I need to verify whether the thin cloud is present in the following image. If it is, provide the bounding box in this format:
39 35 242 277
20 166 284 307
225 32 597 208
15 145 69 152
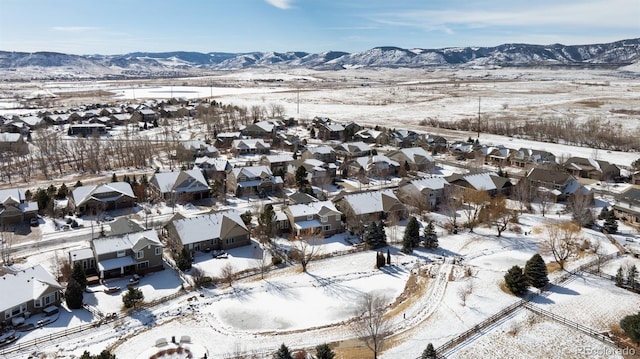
264 0 294 10
52 26 99 32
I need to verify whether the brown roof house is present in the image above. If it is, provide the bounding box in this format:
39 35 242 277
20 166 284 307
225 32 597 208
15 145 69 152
387 147 436 172
1 265 63 323
165 210 250 253
563 157 620 181
69 182 136 216
334 189 406 234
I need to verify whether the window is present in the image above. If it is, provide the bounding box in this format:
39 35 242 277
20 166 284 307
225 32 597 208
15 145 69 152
307 215 313 221
226 238 234 245
335 215 340 221
138 261 149 270
137 251 144 259
323 225 331 231
321 216 328 223
155 247 162 256
117 250 126 258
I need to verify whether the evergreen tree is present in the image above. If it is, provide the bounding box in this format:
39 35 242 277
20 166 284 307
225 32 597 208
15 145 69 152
421 343 437 359
71 262 88 290
423 221 438 249
620 312 640 344
598 206 609 220
295 165 309 189
375 251 385 269
176 247 193 271
56 183 69 199
74 180 83 188
386 249 391 266
111 173 118 182
122 287 144 308
603 209 618 234
402 216 420 253
404 160 411 172
504 265 528 296
65 278 84 309
315 343 336 359
240 210 252 225
274 343 293 359
258 204 276 239
140 173 149 185
79 350 116 359
524 253 549 289
615 266 625 287
46 184 57 196
35 188 50 213
628 264 638 288
309 127 316 138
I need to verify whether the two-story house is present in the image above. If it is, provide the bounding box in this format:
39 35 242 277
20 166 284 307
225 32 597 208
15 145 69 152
612 186 640 225
260 153 295 176
387 147 435 172
334 142 372 160
241 120 276 139
284 200 343 237
563 157 620 181
0 188 38 226
226 165 284 197
397 176 449 209
510 148 556 168
149 169 210 205
334 189 406 232
343 155 400 178
317 123 345 141
300 145 337 164
0 133 28 155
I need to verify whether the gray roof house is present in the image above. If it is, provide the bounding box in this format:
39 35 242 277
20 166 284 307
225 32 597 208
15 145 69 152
69 182 136 215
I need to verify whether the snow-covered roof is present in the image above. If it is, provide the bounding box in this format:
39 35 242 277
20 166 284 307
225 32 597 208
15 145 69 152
69 248 94 262
354 155 399 170
171 210 248 245
92 230 161 256
19 115 43 127
324 123 344 131
232 139 270 150
306 145 335 155
394 147 434 164
0 265 62 313
341 189 400 215
0 133 22 143
194 157 231 171
71 182 135 207
0 188 24 204
232 165 273 179
151 169 208 194
408 177 448 191
335 141 371 154
263 154 294 163
287 200 341 218
462 173 498 191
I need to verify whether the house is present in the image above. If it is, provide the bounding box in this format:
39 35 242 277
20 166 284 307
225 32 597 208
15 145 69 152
449 141 475 159
288 191 319 205
425 135 448 150
445 172 512 197
389 129 421 148
241 120 276 139
180 140 219 158
387 147 436 172
1 265 63 322
284 200 343 237
68 124 107 137
479 145 513 166
108 217 146 236
134 108 157 123
397 177 449 209
335 189 406 230
301 145 337 163
165 210 250 252
0 133 28 155
215 132 242 149
226 165 283 197
0 188 38 226
632 171 640 186
260 153 295 175
524 167 590 201
510 148 556 168
343 155 399 178
354 128 386 144
17 115 45 130
563 157 620 181
149 169 210 205
231 139 271 156
69 182 136 216
288 158 337 187
334 141 371 159
78 230 164 279
612 186 640 225
194 156 232 183
317 123 344 141
110 113 132 126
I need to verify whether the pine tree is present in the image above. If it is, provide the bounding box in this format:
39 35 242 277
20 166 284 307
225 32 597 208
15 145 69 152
56 183 69 199
176 247 193 271
74 180 83 188
504 265 528 296
65 278 84 309
111 173 118 182
421 343 436 359
598 206 609 220
376 252 385 269
524 253 549 289
615 266 625 287
402 216 420 253
628 264 638 288
315 343 335 359
603 209 618 234
274 343 293 359
620 312 640 344
122 287 144 308
295 165 309 189
71 262 88 290
423 221 438 249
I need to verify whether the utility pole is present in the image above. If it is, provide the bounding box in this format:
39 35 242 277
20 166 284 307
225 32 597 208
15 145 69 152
477 96 481 139
297 87 300 114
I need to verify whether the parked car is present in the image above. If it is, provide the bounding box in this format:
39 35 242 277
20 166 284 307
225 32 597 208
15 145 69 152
30 217 39 227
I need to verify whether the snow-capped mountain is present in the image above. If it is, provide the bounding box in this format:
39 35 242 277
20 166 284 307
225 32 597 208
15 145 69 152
1 38 638 79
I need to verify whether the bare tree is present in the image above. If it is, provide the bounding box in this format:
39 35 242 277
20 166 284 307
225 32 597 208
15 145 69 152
220 263 235 287
511 179 533 213
566 190 594 227
290 233 322 272
540 221 581 270
350 292 391 359
441 185 463 233
254 245 271 279
458 280 474 306
0 229 14 266
484 195 513 237
462 188 490 232
535 189 554 217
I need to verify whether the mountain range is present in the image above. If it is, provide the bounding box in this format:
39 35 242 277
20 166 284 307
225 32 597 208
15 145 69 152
1 38 639 79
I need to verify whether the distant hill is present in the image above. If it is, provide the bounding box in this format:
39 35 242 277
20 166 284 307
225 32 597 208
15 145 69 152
1 38 638 79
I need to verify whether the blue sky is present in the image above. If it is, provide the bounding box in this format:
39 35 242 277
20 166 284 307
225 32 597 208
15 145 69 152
1 0 638 55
